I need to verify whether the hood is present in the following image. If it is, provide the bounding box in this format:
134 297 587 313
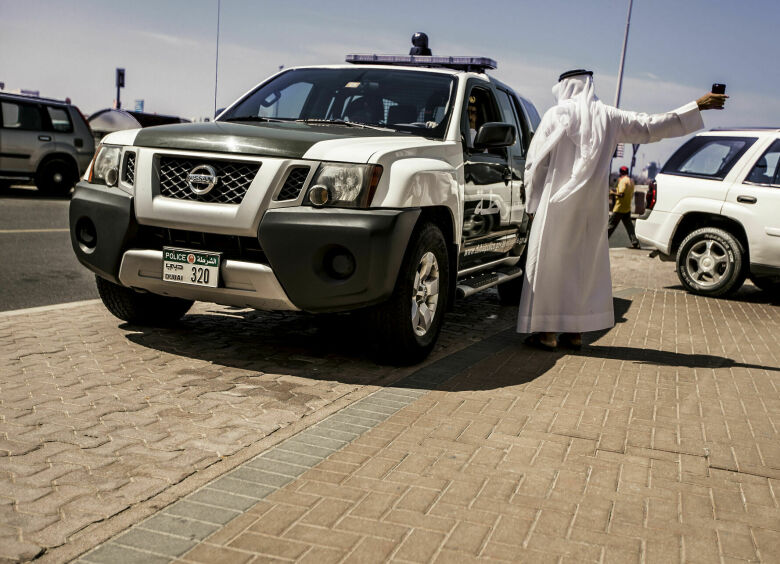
132 120 412 160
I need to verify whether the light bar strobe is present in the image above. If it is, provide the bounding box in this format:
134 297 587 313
345 54 497 72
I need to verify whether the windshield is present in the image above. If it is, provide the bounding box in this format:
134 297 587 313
219 67 456 139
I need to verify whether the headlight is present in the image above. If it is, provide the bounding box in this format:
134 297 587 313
307 163 382 208
88 145 121 187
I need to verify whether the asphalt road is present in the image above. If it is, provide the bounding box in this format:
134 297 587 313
0 185 98 312
0 183 640 312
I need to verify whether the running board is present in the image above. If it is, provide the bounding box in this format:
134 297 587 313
456 266 523 299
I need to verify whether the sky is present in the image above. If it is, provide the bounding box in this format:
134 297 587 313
2 0 779 172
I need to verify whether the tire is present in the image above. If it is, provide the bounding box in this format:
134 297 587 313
35 158 77 196
370 223 450 364
95 275 193 325
750 275 780 295
676 227 746 297
497 275 523 305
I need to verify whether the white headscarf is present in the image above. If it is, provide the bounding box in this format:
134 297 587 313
524 74 607 206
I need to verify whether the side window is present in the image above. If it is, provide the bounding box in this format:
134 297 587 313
661 136 757 180
1 101 43 130
496 89 524 155
46 106 73 133
745 140 780 186
463 86 502 152
257 81 314 119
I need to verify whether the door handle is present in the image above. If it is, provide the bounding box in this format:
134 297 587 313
38 135 51 141
737 195 757 204
502 167 512 184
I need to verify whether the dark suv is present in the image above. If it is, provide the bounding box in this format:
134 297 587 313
0 92 94 195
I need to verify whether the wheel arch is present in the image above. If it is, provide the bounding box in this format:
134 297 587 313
36 152 80 177
671 212 749 259
416 206 458 308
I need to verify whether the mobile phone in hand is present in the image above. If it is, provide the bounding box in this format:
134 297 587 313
712 83 726 94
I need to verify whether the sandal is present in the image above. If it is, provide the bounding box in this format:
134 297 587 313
524 333 557 351
558 333 582 351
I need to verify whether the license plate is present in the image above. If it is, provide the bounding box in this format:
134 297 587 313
162 247 221 288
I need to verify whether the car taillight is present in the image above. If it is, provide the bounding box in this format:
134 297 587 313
646 182 657 210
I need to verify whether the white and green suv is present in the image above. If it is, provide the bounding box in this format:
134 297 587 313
69 54 541 362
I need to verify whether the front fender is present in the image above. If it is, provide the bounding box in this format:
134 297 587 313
372 158 462 244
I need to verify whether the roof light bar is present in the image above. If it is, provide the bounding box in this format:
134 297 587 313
345 54 497 72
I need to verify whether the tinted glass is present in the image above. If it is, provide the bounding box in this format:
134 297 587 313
745 139 780 186
46 106 73 133
662 136 757 180
496 89 524 154
518 96 541 131
221 68 456 139
1 101 43 130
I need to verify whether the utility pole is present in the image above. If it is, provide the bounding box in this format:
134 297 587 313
115 68 125 109
612 0 634 176
614 0 633 108
214 0 221 118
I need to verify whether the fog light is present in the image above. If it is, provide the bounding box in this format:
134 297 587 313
308 184 330 207
324 247 355 280
75 217 97 252
105 167 119 187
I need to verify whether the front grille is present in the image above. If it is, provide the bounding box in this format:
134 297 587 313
122 152 135 185
275 166 310 201
137 226 267 264
157 156 260 204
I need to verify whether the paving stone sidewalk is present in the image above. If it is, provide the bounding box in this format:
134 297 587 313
2 250 778 562
74 251 779 564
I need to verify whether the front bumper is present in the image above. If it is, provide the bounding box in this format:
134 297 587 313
70 181 420 313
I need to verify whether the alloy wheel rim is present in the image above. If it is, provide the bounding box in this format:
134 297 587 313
686 239 730 287
411 251 440 337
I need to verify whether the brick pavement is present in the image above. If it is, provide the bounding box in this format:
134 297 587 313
2 250 779 563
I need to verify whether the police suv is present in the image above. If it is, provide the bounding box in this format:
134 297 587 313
69 53 541 362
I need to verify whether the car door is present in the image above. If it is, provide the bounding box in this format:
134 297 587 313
724 137 780 268
0 99 47 174
495 87 530 232
460 82 515 266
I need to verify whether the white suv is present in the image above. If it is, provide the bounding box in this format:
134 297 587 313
637 129 780 296
69 53 541 362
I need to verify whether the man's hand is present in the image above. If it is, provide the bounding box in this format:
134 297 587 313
697 93 728 111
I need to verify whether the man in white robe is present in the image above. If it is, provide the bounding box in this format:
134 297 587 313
517 69 727 350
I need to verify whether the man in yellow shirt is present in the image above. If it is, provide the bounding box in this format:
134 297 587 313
608 166 639 248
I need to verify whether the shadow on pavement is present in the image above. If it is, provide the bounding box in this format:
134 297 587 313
664 283 779 306
124 294 778 397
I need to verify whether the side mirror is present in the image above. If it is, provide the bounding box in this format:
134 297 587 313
474 122 515 150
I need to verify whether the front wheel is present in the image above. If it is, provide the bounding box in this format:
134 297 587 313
370 223 450 364
96 275 193 325
676 227 746 297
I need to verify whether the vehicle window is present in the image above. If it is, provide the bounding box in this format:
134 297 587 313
46 106 73 133
463 86 503 154
1 101 43 130
661 136 757 180
496 89 524 155
518 96 541 132
221 68 456 139
745 139 780 186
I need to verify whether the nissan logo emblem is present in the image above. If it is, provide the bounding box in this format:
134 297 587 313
187 164 219 195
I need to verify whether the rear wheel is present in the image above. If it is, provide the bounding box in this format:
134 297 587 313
96 275 193 325
676 227 746 297
36 158 76 196
370 223 449 364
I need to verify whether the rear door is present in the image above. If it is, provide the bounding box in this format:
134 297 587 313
724 137 780 268
0 99 47 174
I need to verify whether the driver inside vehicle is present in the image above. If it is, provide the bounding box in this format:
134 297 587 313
344 95 383 124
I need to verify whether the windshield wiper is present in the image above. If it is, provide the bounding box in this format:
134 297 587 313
223 116 291 123
296 118 394 132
